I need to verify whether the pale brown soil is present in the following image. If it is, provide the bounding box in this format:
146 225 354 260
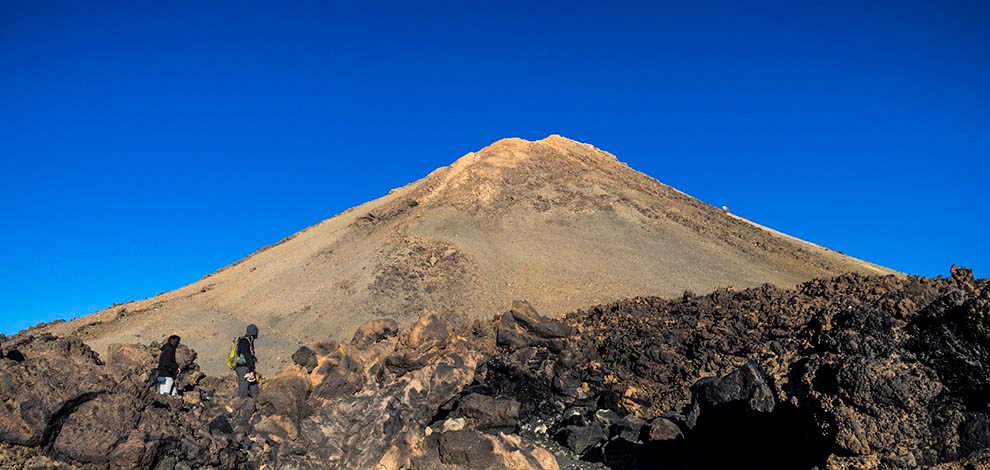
37 135 893 374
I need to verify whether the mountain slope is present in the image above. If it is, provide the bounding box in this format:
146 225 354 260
40 135 892 373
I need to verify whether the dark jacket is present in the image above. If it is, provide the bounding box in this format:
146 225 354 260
236 336 256 372
157 343 179 378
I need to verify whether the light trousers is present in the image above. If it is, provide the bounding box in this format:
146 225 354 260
158 376 177 395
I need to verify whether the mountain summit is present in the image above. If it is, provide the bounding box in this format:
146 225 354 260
41 135 891 373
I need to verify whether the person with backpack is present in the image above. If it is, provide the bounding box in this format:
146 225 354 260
231 324 261 399
157 335 182 395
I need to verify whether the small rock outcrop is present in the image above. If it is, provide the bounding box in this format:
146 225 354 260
0 336 246 469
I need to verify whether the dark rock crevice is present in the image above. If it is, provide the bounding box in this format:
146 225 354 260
588 400 831 469
40 391 105 454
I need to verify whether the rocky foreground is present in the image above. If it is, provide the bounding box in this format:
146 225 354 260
1 267 988 469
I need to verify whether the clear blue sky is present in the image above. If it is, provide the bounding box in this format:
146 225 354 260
2 1 987 334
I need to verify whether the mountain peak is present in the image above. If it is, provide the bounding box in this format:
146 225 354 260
418 135 624 210
482 134 595 150
458 135 617 171
39 136 893 375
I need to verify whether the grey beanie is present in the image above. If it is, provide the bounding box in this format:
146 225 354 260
246 324 259 337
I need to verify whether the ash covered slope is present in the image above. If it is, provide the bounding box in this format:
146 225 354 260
39 135 890 374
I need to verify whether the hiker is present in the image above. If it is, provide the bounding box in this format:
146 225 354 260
234 324 261 399
157 335 181 395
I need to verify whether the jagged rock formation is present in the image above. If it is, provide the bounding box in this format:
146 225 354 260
35 135 891 375
3 268 985 469
0 335 246 469
492 266 990 468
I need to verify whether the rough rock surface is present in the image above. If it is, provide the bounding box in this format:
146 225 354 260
483 267 990 469
0 335 247 469
1 268 988 469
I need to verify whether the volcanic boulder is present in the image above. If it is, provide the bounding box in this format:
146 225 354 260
259 310 556 469
0 335 112 447
0 336 252 469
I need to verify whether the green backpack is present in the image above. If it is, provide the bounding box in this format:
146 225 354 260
225 337 241 370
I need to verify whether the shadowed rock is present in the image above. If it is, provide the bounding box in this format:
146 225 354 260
351 318 400 349
451 393 521 432
290 346 318 373
0 337 247 468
